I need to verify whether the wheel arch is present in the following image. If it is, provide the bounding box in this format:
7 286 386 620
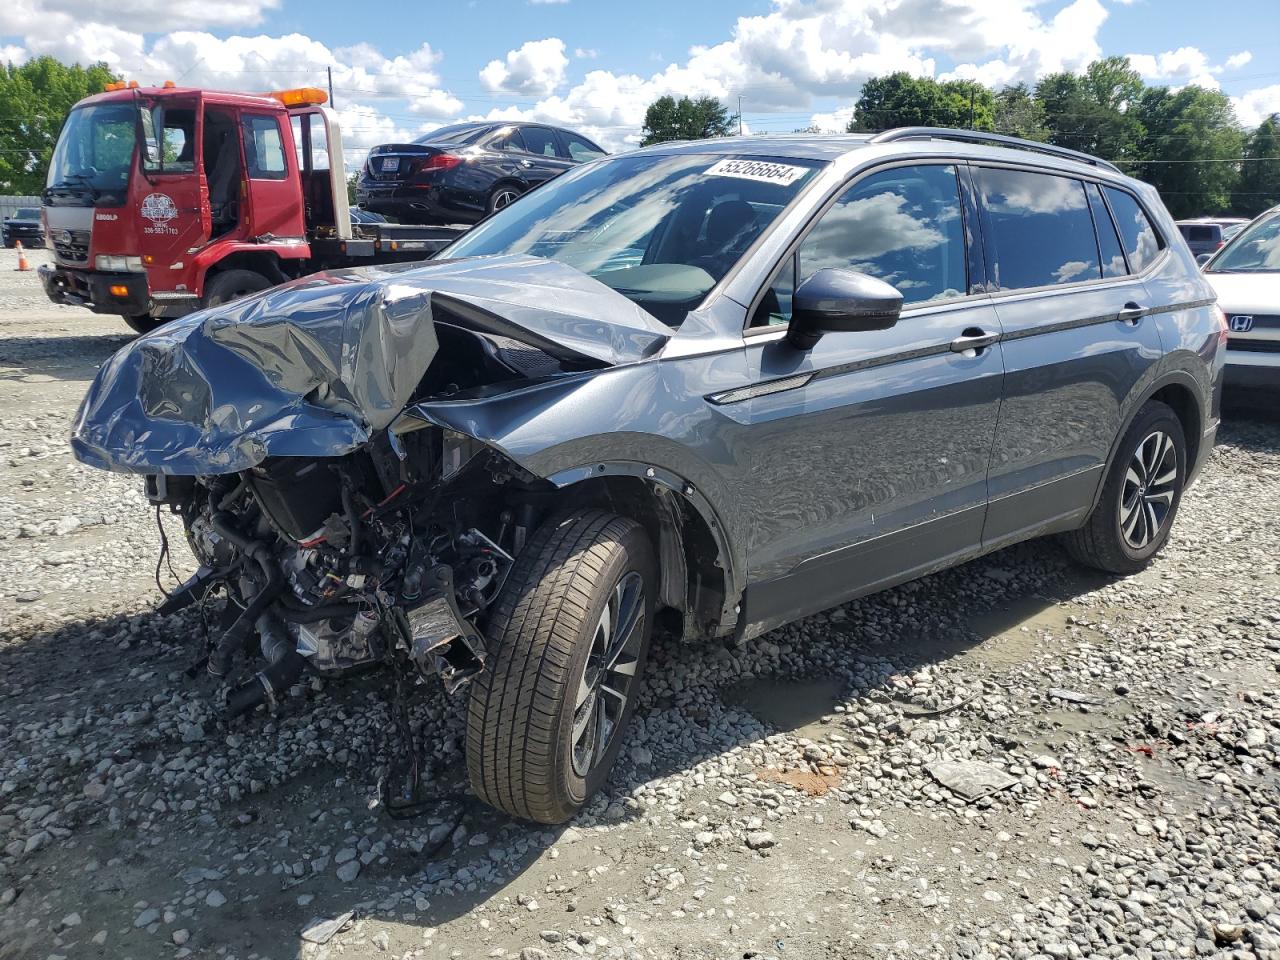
1089 367 1207 514
542 464 741 641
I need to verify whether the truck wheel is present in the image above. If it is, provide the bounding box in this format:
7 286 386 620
123 314 165 335
487 185 522 215
1062 400 1186 575
202 269 270 308
466 510 655 823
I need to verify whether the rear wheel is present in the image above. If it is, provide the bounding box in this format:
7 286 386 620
202 268 271 309
466 510 655 823
486 184 523 216
1062 400 1186 574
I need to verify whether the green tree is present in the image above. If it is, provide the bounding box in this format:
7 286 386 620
1136 85 1243 218
848 72 992 132
994 83 1049 141
1236 114 1280 216
0 56 118 193
1035 58 1145 164
639 95 736 146
347 172 359 205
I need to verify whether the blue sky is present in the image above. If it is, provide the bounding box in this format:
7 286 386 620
4 0 1279 162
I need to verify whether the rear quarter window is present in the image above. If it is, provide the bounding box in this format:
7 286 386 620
1105 188 1163 272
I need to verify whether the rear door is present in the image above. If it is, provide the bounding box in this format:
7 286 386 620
238 111 306 241
515 126 573 185
732 161 1005 634
975 165 1164 547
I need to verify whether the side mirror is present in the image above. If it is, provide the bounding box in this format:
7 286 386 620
786 268 903 350
1195 253 1212 267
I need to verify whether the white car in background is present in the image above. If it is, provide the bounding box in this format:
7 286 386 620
1202 206 1280 391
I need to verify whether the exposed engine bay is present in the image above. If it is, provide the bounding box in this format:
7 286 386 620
69 253 735 821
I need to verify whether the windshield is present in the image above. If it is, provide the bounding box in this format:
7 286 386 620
415 123 488 145
1206 213 1280 273
13 208 39 219
443 152 823 325
46 103 137 205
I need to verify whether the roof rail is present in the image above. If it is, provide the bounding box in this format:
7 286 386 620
869 127 1121 174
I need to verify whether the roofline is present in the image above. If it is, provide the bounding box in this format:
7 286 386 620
869 127 1121 174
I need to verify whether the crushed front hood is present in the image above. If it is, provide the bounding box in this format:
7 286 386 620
70 255 670 475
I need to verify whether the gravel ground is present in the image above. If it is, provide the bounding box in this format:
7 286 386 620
1 242 1278 960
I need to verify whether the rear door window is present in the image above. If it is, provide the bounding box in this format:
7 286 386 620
1087 183 1127 278
1105 188 1163 272
977 167 1100 290
492 128 527 153
241 115 288 180
519 126 562 158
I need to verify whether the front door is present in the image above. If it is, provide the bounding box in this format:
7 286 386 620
134 97 206 273
730 162 1005 636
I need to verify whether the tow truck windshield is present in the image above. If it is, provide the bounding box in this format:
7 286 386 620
46 103 138 205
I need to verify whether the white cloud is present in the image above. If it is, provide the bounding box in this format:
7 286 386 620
808 105 854 132
574 48 598 60
1233 84 1280 128
0 0 277 38
480 38 568 96
1126 46 1222 89
1225 51 1253 70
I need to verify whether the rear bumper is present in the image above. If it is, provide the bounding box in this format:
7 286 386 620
38 263 150 316
357 182 479 224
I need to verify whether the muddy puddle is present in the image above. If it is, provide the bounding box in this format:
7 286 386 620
721 676 845 740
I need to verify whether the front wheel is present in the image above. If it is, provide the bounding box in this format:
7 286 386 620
466 510 655 823
202 268 270 309
123 314 165 335
1062 400 1187 574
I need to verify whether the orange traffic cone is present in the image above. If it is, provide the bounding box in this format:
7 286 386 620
15 241 30 272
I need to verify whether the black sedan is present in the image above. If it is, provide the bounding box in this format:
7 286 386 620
2 207 44 248
355 121 606 224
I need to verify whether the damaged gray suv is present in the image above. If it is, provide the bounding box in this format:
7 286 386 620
73 128 1224 824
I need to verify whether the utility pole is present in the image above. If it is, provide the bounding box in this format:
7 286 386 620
328 66 335 108
738 95 743 136
968 88 975 129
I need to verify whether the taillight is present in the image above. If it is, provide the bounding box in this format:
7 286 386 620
416 153 462 174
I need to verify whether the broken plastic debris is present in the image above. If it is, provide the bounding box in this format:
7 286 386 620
300 911 355 944
1047 688 1107 705
925 759 1018 801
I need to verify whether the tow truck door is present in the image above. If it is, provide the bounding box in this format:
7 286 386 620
134 95 208 276
237 108 308 241
289 106 352 241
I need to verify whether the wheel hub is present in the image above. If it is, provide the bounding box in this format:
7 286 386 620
1119 429 1177 551
571 571 644 778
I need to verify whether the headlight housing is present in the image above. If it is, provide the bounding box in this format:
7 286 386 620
95 255 145 272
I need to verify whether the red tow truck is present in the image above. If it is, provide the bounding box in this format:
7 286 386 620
39 83 466 333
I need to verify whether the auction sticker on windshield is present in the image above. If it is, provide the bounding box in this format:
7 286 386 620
706 158 808 186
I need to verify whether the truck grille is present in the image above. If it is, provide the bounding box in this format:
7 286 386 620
53 228 90 264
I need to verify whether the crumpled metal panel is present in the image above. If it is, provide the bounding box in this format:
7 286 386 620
70 255 671 475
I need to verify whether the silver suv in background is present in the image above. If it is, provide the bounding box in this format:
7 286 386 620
1177 217 1249 259
1201 205 1280 391
72 128 1224 824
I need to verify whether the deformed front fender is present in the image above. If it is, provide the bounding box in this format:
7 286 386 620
394 365 748 634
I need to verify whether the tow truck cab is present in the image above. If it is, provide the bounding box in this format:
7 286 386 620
39 85 366 332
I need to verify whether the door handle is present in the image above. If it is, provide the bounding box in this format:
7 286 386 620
1118 302 1145 325
949 328 1000 354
